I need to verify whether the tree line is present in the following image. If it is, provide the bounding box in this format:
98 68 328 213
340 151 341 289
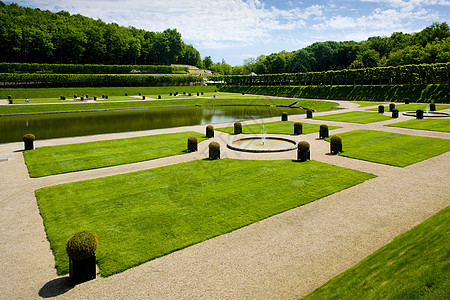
0 2 202 66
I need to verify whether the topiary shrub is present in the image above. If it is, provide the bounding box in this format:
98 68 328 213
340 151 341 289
297 141 310 162
197 92 199 96
60 96 66 100
66 230 98 284
206 125 214 138
416 109 424 119
201 92 204 95
404 97 410 104
158 95 161 99
7 95 11 100
105 95 108 99
389 103 395 112
319 124 329 139
8 99 13 104
142 96 146 100
209 142 220 160
430 103 436 111
85 95 89 99
234 122 242 134
281 112 288 121
378 105 384 113
306 110 313 118
170 93 173 96
189 93 192 96
74 94 77 99
23 133 35 150
187 136 198 152
93 97 97 101
294 122 302 135
392 109 399 118
330 135 342 154
125 93 128 96
139 92 141 96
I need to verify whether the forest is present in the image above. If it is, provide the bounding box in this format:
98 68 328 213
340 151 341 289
0 2 202 66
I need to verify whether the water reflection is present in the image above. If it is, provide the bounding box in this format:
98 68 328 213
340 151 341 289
0 106 297 143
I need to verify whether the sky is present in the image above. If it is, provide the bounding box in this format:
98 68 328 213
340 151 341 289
10 0 450 66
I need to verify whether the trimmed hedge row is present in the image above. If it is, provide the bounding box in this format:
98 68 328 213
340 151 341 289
220 84 449 103
0 73 204 88
0 63 189 74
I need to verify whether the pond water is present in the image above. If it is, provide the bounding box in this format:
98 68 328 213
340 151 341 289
0 106 300 143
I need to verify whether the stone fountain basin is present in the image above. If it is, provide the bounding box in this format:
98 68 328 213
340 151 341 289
227 136 298 153
402 111 450 118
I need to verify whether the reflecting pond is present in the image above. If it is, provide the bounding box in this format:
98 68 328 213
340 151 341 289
0 106 301 143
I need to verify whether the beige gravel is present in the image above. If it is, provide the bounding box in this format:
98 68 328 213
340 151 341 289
0 100 449 299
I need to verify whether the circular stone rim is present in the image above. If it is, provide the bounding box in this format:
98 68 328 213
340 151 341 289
402 111 450 118
227 136 298 153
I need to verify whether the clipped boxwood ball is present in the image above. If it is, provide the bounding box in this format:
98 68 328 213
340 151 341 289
298 141 310 151
330 135 342 145
66 230 98 261
206 125 214 138
22 133 35 142
209 141 220 151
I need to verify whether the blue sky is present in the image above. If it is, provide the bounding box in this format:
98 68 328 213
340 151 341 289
11 0 450 66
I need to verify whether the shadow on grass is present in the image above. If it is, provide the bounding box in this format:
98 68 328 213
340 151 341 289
38 277 73 298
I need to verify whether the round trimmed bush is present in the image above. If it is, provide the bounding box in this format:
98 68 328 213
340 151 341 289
294 122 302 135
416 109 424 119
392 109 399 118
378 105 385 113
60 96 66 100
297 141 310 162
430 103 436 111
298 141 310 151
66 230 98 261
281 112 288 121
187 136 198 152
306 110 313 118
158 95 161 99
389 103 395 112
23 133 35 150
234 122 242 134
206 125 214 138
319 124 329 139
404 98 410 104
330 135 342 154
209 142 220 160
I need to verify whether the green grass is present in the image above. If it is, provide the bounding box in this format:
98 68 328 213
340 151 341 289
367 103 449 112
328 130 450 167
216 121 341 135
354 101 385 107
23 131 207 177
386 119 450 133
35 159 376 277
303 205 450 299
314 111 392 124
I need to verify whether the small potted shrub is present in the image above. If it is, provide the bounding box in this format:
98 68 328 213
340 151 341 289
378 105 385 113
206 125 214 138
306 110 313 118
294 122 302 135
297 141 310 162
330 135 342 154
392 108 399 118
187 136 198 152
234 122 242 134
404 98 410 104
66 230 98 285
209 142 220 160
319 124 329 139
430 103 436 111
281 112 288 121
416 109 424 119
23 133 35 150
389 103 395 112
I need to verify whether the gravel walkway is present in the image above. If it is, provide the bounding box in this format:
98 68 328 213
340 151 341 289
0 100 449 299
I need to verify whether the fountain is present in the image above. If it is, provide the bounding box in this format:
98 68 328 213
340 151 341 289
402 110 450 118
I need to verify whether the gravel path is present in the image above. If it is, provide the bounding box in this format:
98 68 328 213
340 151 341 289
0 100 449 299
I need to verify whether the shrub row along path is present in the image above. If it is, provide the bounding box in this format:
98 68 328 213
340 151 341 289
1 98 449 299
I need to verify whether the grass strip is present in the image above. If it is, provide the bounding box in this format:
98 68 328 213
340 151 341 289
327 130 450 167
314 111 392 124
24 131 207 177
217 121 341 135
303 205 450 299
35 159 376 277
386 119 450 133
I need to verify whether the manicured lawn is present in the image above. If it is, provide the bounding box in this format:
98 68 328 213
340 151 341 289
327 130 450 167
313 111 392 124
24 131 207 177
354 101 384 107
303 206 450 299
35 159 376 277
216 121 341 135
386 119 450 133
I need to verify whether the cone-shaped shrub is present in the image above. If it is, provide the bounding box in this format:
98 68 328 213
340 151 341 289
187 136 198 152
23 133 35 150
206 125 214 138
209 142 220 160
66 230 98 284
404 98 410 104
306 110 313 118
430 103 436 111
378 105 385 113
330 135 343 154
392 109 399 118
234 122 242 134
281 112 288 121
319 124 329 139
389 103 395 112
297 141 310 162
416 109 424 119
294 122 302 135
